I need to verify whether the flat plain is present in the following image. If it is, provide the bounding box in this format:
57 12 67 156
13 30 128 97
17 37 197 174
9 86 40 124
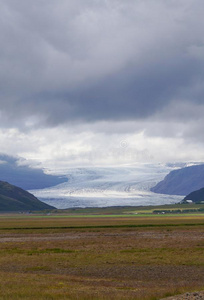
0 205 203 300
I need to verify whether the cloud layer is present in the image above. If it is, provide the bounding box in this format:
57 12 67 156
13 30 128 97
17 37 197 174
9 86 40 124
1 0 204 167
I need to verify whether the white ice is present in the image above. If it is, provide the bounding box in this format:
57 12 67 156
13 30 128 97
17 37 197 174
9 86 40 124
30 164 183 209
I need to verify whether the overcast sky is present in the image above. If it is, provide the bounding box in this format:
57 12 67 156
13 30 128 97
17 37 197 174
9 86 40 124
1 0 204 171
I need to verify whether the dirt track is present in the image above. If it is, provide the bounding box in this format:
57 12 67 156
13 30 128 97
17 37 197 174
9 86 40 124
0 228 203 242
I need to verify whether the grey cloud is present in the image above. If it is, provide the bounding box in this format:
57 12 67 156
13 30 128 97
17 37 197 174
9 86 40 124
20 56 203 127
0 0 204 130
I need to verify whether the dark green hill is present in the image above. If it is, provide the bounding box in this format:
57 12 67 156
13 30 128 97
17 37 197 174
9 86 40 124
0 181 55 211
182 187 204 204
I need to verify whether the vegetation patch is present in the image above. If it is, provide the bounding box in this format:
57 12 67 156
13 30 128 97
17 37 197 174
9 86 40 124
26 266 51 272
0 211 203 299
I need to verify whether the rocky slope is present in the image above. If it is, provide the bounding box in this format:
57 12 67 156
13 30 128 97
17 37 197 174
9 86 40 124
151 164 204 196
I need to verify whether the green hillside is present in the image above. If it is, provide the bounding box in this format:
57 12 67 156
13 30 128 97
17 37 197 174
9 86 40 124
0 181 55 211
183 187 204 204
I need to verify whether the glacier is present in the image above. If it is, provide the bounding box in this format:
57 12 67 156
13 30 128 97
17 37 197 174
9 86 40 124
30 164 183 209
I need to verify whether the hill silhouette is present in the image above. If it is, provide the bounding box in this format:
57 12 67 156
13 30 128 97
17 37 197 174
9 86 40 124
183 187 204 203
0 181 55 211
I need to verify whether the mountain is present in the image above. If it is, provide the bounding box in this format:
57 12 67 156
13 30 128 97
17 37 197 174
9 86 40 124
182 187 204 203
0 154 67 190
151 164 204 196
0 181 55 211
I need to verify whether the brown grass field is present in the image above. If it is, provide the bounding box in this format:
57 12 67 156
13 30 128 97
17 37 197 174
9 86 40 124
0 210 203 299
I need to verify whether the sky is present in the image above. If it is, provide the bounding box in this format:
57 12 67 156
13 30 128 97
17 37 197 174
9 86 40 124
1 0 204 171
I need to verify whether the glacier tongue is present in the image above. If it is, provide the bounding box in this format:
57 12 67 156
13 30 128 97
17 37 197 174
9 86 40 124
30 164 183 209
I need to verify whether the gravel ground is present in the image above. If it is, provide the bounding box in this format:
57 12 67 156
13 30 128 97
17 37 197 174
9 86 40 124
162 291 204 299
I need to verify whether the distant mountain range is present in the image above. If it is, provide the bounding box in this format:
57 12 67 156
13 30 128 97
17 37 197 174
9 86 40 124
0 181 55 211
0 154 67 190
151 164 204 196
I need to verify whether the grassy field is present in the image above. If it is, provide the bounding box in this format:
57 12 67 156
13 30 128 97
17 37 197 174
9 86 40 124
0 205 203 299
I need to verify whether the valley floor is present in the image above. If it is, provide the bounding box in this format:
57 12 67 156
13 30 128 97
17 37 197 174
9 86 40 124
0 213 203 299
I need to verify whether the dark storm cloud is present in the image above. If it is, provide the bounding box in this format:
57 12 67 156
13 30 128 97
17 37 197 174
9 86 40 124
0 0 204 128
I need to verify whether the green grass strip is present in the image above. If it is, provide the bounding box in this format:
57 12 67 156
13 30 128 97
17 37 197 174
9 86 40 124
0 223 204 230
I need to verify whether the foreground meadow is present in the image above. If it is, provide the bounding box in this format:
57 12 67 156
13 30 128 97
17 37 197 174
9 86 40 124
0 210 203 299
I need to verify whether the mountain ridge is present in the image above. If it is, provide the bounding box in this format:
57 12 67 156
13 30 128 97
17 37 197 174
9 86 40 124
0 181 55 211
151 164 204 196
